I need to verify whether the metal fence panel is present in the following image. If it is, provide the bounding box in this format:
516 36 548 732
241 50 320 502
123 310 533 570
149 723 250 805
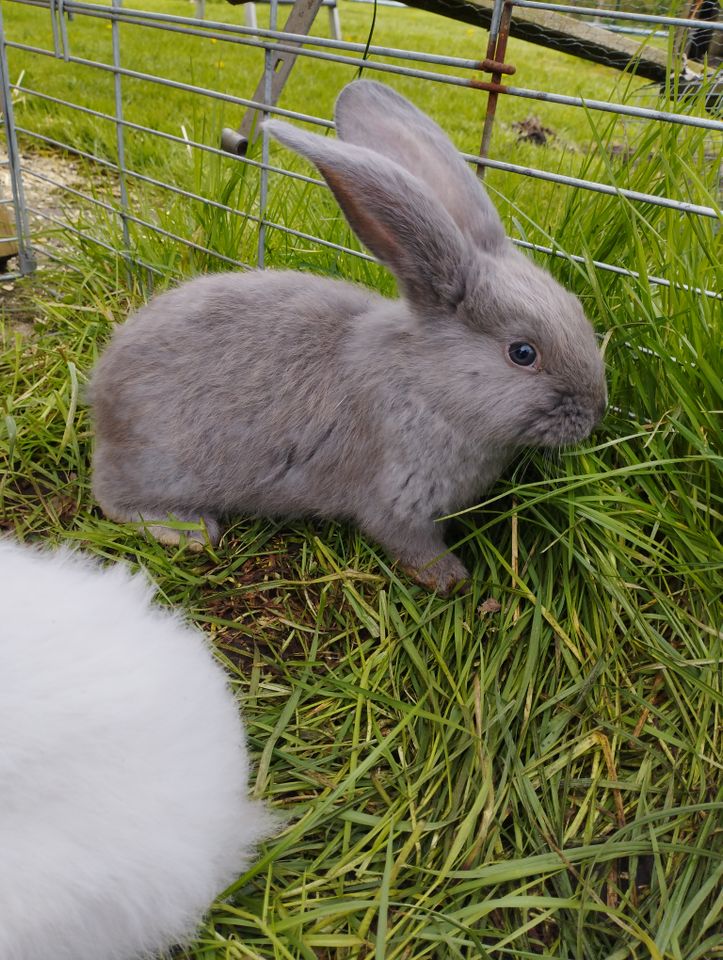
0 0 720 293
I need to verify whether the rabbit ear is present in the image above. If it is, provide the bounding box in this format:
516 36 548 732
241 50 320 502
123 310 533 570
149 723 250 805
266 119 473 312
333 80 506 253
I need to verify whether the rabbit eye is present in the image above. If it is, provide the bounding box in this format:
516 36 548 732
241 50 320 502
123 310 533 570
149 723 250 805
508 342 538 367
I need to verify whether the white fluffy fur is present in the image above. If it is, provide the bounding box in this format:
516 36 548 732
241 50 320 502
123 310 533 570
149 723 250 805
0 539 270 960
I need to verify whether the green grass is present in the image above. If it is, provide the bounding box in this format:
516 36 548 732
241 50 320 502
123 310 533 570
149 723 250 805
1 1 722 957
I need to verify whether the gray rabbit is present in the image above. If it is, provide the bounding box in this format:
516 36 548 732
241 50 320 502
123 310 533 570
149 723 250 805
89 80 606 594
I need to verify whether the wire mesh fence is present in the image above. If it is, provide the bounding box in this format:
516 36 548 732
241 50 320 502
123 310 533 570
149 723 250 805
0 0 720 295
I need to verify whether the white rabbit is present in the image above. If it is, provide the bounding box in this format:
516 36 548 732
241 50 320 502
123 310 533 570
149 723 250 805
0 538 270 960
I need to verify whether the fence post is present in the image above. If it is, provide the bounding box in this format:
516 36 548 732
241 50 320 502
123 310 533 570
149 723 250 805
111 0 132 277
477 0 513 179
0 1 36 276
256 0 279 269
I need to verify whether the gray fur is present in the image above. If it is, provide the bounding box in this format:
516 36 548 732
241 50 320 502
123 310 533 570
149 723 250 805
333 79 506 252
88 80 606 594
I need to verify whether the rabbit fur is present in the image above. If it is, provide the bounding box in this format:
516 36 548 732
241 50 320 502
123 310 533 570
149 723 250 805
89 80 607 594
0 538 270 960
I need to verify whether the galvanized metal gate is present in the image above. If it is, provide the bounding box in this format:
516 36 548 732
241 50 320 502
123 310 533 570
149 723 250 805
0 0 720 294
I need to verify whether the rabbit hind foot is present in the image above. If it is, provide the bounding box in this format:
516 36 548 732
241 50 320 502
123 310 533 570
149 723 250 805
145 517 221 553
99 502 221 552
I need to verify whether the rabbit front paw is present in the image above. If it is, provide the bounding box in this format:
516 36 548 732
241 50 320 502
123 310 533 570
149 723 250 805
367 520 470 595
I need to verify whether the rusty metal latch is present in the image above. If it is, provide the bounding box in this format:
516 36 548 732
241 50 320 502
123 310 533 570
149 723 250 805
477 0 515 177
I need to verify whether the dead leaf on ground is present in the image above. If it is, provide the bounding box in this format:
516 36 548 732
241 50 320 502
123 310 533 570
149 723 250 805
512 116 556 145
478 597 502 616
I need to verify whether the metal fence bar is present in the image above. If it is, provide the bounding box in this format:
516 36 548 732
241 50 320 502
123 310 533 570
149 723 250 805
11 123 721 293
257 0 278 269
17 150 370 264
5 41 337 126
111 0 131 272
24 185 252 269
468 155 720 219
57 0 71 59
7 38 723 132
478 0 509 174
14 149 256 273
24 205 165 275
14 0 514 72
5 2 721 107
595 26 669 38
17 149 721 296
5 0 720 147
1 0 719 301
513 239 721 300
8 0 517 79
0 2 35 274
259 220 722 297
466 81 723 132
512 1 723 30
26 240 85 273
22 166 122 215
263 220 375 260
5 34 507 94
38 0 723 52
13 125 127 166
13 125 317 210
12 82 718 218
11 85 328 186
47 0 61 56
20 162 259 240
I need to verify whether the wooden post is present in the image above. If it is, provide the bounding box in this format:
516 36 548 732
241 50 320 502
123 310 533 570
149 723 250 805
0 203 19 268
401 0 696 83
222 0 326 155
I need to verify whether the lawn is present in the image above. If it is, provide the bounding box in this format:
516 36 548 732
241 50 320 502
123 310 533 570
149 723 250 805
0 0 722 957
